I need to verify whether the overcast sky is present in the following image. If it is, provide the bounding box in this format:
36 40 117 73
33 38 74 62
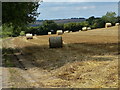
37 2 118 20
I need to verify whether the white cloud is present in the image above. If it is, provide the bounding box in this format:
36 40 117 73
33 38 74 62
49 6 96 11
75 6 96 10
43 0 119 2
39 5 96 11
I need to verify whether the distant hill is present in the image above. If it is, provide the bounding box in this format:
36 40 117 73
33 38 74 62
29 18 86 27
54 18 85 24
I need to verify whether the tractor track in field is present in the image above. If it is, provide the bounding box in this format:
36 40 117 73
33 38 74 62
9 48 27 70
10 49 44 88
2 37 13 88
2 38 45 88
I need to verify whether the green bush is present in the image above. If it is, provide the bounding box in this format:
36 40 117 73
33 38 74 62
20 31 25 36
2 24 14 37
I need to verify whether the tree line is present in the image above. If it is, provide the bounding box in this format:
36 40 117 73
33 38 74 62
24 12 119 36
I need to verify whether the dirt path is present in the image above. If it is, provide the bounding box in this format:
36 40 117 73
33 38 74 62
2 38 42 88
2 38 12 88
2 67 10 88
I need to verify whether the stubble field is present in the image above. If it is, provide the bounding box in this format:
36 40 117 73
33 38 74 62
2 26 119 88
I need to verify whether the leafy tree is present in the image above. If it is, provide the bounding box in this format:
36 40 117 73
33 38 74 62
20 31 25 36
76 23 82 30
90 18 105 29
42 20 58 34
2 24 14 37
64 23 70 30
102 12 117 24
57 24 64 30
86 16 95 25
2 2 40 27
117 16 120 23
80 21 89 27
96 19 105 28
2 2 40 37
64 22 82 32
25 26 39 35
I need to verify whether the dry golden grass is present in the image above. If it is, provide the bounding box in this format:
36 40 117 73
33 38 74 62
11 26 118 88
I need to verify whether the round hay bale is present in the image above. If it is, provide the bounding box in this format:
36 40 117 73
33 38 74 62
115 23 119 26
64 30 69 33
49 36 63 48
48 32 52 35
82 27 87 31
87 27 91 30
56 30 63 35
26 33 33 39
105 23 112 28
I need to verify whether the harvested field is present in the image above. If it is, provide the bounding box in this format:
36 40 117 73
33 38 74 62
2 26 119 88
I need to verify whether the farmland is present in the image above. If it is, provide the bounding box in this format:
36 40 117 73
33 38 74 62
2 26 119 88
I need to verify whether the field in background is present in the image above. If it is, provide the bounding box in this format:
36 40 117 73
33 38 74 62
2 26 119 88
